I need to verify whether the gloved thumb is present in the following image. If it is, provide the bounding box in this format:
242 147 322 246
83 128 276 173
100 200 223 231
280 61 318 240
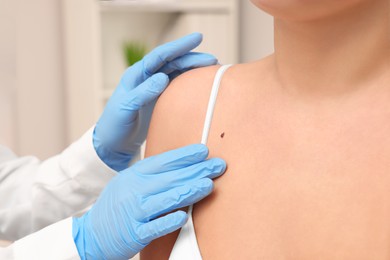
124 72 169 111
136 211 188 244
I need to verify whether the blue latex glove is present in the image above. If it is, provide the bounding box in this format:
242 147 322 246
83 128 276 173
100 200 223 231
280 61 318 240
73 144 226 260
94 33 218 171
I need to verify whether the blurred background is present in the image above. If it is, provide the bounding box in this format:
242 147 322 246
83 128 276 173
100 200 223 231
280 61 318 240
0 0 274 160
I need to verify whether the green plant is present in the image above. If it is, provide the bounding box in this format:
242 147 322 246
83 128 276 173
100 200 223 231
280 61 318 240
123 41 148 67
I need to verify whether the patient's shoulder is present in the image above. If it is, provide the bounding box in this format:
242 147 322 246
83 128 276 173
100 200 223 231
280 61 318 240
143 59 273 259
156 64 221 118
165 65 221 100
141 65 223 259
146 65 222 155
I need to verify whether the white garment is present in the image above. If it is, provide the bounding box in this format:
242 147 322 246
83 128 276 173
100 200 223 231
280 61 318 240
169 64 232 260
0 128 116 259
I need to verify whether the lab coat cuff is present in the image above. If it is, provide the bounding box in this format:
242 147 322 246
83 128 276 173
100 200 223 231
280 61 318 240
13 217 80 260
60 127 117 194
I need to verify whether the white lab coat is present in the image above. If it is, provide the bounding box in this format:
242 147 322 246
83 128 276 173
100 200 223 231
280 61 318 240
0 128 116 259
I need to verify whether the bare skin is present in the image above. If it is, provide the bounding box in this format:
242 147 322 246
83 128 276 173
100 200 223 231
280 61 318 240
141 0 390 259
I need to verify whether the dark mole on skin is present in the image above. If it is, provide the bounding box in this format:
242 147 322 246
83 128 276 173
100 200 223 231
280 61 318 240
220 132 225 138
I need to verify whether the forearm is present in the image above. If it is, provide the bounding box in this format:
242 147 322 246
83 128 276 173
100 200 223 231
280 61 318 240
0 218 80 260
0 128 116 240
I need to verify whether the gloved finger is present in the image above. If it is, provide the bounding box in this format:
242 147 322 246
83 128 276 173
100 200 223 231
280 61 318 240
159 52 217 76
161 158 226 186
131 144 209 174
123 72 169 111
120 33 205 88
136 211 188 244
167 71 182 81
142 33 204 76
142 178 213 220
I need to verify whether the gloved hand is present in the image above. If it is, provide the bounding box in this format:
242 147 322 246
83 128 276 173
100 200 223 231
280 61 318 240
93 33 218 171
73 144 226 260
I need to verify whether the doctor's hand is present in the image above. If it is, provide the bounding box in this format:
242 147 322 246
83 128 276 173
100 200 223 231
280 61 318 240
72 144 226 260
93 33 217 171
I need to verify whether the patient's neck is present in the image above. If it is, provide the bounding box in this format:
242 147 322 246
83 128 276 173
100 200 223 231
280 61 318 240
272 0 390 97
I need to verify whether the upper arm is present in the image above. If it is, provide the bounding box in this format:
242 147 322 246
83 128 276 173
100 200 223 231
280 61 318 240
145 65 220 157
140 65 220 259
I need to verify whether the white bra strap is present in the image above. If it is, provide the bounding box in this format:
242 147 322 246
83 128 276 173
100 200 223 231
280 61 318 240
201 64 232 145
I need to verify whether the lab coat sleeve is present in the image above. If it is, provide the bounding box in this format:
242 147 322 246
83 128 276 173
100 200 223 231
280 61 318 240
0 217 80 260
0 128 116 241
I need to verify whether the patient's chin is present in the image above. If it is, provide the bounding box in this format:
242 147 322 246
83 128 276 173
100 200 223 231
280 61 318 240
250 0 369 22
